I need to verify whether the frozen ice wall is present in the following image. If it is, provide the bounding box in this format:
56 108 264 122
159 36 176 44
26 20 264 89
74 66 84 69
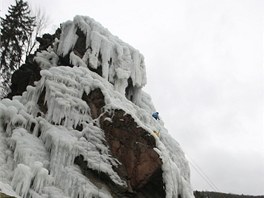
54 15 146 98
0 15 194 198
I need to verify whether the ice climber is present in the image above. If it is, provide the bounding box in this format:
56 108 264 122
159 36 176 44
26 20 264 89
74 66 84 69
152 112 160 120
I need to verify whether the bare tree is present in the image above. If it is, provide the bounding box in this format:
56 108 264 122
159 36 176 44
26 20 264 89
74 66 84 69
25 7 49 55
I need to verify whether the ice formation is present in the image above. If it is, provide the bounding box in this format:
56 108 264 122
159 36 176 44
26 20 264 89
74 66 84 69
0 15 194 198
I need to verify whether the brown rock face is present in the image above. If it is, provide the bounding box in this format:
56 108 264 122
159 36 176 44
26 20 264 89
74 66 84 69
100 110 161 190
81 89 165 197
0 192 15 198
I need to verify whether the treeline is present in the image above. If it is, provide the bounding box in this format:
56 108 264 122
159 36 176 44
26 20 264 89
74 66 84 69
194 191 264 198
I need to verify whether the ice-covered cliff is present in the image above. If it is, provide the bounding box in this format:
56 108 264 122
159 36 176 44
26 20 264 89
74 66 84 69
0 15 194 198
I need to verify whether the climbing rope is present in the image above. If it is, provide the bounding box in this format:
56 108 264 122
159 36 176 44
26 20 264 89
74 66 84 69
186 154 222 193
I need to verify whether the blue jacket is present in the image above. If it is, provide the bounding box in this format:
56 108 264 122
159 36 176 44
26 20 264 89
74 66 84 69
152 112 160 120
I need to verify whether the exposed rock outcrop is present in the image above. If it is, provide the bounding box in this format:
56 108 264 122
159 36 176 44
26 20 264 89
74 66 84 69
81 88 163 194
100 110 162 190
7 57 41 99
36 29 61 51
7 29 61 99
0 192 15 198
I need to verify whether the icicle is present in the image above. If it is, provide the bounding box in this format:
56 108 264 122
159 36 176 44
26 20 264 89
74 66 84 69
89 31 102 69
57 21 78 57
32 163 53 193
73 15 92 48
11 163 33 198
100 38 112 79
114 67 130 95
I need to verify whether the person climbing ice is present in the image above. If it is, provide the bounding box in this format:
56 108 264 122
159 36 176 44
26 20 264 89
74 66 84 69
152 112 160 120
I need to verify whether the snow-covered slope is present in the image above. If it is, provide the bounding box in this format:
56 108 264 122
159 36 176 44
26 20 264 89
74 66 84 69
0 16 194 198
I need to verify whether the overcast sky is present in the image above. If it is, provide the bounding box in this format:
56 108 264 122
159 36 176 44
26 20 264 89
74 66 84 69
1 0 264 195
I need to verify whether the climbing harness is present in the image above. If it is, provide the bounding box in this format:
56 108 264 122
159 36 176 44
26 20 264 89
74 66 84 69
153 130 160 137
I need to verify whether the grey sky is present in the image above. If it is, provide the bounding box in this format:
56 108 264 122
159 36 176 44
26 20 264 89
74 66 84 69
1 0 264 195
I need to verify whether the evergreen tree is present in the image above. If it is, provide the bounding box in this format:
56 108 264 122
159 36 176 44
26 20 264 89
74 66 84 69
0 0 35 93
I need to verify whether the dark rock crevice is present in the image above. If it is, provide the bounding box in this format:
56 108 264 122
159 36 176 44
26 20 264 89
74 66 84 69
125 77 134 101
73 28 87 58
37 87 48 114
82 88 105 119
135 167 165 198
58 53 73 67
